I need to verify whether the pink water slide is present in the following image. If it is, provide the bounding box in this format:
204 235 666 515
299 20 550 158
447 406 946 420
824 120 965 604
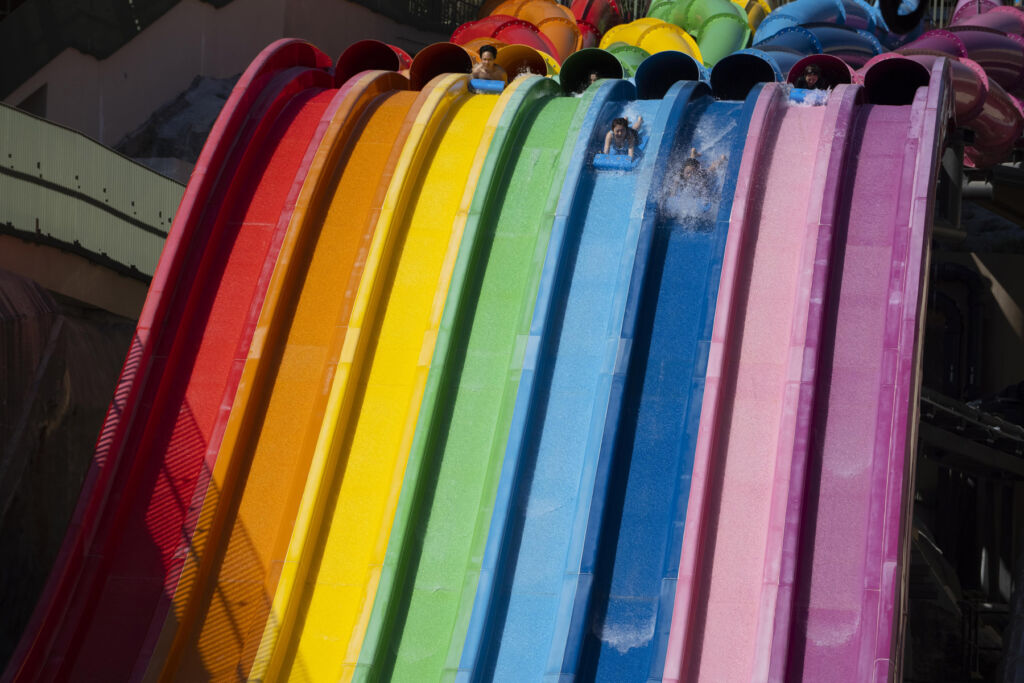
664 60 952 682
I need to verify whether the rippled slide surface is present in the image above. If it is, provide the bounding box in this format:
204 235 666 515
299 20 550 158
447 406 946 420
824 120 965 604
3 40 335 682
354 78 597 681
568 88 762 682
146 70 424 682
665 73 947 682
458 79 695 682
248 74 517 682
777 73 947 683
665 85 842 682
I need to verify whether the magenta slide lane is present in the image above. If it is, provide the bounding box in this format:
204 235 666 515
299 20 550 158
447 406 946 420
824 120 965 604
778 63 952 683
663 84 856 683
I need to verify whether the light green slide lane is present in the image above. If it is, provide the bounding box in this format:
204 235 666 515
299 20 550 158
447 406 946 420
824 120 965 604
353 77 601 682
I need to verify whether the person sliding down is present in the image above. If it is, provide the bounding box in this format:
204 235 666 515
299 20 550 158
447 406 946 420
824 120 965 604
603 116 644 159
471 44 507 82
679 147 726 207
795 64 829 89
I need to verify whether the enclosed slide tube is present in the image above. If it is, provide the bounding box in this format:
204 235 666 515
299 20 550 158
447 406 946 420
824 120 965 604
244 73 517 682
709 48 783 100
452 16 563 64
787 53 857 86
488 0 583 61
571 0 624 34
141 69 429 680
456 77 693 682
353 76 601 683
898 31 1024 166
559 47 624 93
647 0 750 66
765 55 952 683
2 39 338 683
600 17 704 64
558 83 764 682
753 0 917 49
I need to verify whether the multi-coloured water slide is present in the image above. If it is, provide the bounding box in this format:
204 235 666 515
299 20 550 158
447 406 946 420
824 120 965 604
6 0 1024 679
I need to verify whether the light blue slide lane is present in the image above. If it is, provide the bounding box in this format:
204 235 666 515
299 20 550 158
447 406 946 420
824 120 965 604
565 87 766 682
457 79 706 682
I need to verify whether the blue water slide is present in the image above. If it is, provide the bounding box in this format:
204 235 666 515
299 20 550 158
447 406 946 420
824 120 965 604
754 26 824 54
710 48 784 100
803 24 883 68
635 51 709 101
754 0 921 48
456 78 705 682
754 0 847 43
559 84 765 681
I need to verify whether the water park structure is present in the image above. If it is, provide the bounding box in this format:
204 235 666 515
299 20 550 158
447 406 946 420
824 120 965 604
4 0 1024 680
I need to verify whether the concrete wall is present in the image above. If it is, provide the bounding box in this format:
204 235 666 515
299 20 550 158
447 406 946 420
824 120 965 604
4 0 448 146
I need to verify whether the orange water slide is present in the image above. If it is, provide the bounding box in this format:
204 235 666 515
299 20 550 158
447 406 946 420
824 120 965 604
142 69 431 681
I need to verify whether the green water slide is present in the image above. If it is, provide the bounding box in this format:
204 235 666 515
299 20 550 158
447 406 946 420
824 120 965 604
352 76 600 681
649 0 751 65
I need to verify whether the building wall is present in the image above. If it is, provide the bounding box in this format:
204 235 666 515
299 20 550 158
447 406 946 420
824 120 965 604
4 0 448 146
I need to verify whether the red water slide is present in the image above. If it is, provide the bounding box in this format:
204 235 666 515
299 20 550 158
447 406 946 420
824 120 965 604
3 39 338 682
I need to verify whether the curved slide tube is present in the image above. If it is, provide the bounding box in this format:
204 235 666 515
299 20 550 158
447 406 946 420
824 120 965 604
141 70 424 681
767 58 951 683
409 42 473 90
559 47 624 94
496 44 548 79
244 74 518 682
489 0 582 61
352 76 599 682
710 48 783 100
647 1 749 66
663 81 856 682
572 0 624 34
606 43 652 77
3 39 336 683
333 40 404 83
635 50 709 99
453 17 563 64
560 83 764 681
600 17 704 64
456 78 691 682
788 53 855 86
898 34 1024 165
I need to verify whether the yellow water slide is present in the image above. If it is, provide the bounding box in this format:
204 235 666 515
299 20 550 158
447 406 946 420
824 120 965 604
142 69 427 682
245 74 522 682
599 17 703 63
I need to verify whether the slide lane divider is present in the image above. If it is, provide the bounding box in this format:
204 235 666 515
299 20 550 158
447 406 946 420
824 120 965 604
567 84 765 682
456 77 639 682
147 69 415 682
663 85 787 683
458 78 689 682
664 82 839 682
353 76 592 681
3 39 334 683
780 61 951 683
250 73 517 682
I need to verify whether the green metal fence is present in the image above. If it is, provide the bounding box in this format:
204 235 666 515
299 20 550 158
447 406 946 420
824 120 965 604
0 102 183 280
